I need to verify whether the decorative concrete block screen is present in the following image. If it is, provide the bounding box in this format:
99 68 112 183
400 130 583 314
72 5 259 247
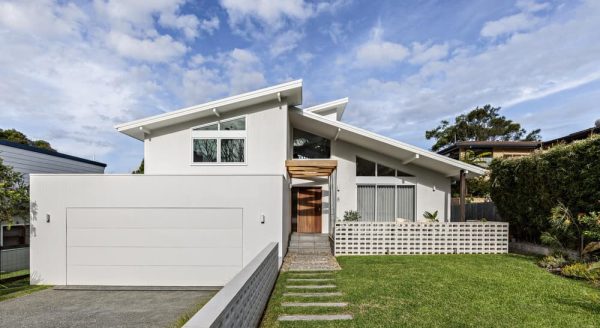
334 222 509 255
1 247 30 272
184 242 279 328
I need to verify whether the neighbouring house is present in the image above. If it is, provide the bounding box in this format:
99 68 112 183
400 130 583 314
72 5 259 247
29 80 486 287
437 141 540 167
0 140 106 272
542 119 600 148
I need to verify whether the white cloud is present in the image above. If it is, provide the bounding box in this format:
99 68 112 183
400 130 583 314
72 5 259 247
222 48 267 93
179 67 228 105
199 16 220 34
220 0 313 31
297 52 314 65
326 22 345 44
480 0 551 38
355 26 409 67
481 12 540 38
107 31 187 62
516 0 550 13
409 42 449 65
0 0 87 37
270 30 304 56
331 0 600 143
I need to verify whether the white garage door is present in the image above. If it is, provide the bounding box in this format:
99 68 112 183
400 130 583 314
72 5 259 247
66 208 243 286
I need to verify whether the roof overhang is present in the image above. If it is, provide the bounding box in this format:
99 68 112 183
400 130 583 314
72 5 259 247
289 109 486 179
116 80 303 140
286 159 337 178
304 98 348 121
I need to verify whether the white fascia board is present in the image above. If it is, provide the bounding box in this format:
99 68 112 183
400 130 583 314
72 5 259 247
304 98 348 120
293 110 487 177
115 79 303 140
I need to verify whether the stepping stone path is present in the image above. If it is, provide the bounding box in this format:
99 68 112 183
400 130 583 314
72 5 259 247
277 270 353 322
277 233 352 322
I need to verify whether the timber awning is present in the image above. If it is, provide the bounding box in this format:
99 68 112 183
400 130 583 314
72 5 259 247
286 160 337 178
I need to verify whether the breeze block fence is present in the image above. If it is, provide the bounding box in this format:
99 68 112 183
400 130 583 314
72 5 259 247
183 242 278 328
334 221 509 255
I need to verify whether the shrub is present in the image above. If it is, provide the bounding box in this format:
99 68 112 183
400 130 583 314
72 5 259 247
423 210 439 222
561 262 599 280
490 136 600 242
344 210 360 221
538 255 568 270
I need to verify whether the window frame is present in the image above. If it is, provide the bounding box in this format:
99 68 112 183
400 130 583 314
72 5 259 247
190 115 248 166
357 182 417 222
356 156 414 178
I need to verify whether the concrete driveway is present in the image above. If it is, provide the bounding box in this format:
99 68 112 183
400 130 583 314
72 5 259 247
0 288 216 328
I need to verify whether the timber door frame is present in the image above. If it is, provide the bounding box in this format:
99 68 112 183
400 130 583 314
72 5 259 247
294 187 322 233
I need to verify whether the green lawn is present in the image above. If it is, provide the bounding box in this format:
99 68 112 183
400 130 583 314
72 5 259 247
0 269 29 281
0 277 51 302
260 255 600 328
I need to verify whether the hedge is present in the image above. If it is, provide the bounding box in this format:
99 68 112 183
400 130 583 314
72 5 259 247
489 135 600 242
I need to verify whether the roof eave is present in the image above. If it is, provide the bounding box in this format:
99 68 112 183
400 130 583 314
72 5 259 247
304 98 348 120
291 110 487 178
115 79 303 141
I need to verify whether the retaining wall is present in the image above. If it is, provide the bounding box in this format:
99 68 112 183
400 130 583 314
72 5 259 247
184 242 279 328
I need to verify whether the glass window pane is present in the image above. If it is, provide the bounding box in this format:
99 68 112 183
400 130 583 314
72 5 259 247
220 117 246 130
221 139 245 162
377 186 395 221
377 163 395 176
397 185 415 221
293 129 330 159
194 123 218 131
193 139 217 162
356 157 376 176
357 185 375 221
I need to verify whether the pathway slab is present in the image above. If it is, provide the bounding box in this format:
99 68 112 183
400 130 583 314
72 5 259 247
278 314 353 321
283 292 343 297
282 302 348 307
286 285 336 289
287 278 334 282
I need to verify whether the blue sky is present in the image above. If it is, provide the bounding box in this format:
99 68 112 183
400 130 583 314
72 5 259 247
1 0 599 172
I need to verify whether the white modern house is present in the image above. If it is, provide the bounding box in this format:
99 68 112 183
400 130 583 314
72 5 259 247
29 80 487 287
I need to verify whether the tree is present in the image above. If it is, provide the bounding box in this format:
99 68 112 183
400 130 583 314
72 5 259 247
425 105 541 151
132 159 144 174
0 128 56 151
0 157 29 226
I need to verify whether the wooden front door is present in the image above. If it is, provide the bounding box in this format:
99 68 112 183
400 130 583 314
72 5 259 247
296 187 322 233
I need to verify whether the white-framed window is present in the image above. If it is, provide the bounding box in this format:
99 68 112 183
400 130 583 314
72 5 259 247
357 184 416 222
191 116 247 164
356 157 413 177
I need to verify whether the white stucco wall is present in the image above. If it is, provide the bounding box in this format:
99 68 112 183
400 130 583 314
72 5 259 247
332 140 452 222
29 174 287 286
144 100 289 176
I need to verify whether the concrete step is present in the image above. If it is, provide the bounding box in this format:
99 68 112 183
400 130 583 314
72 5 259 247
282 302 347 307
289 242 331 247
278 314 353 321
287 248 332 255
283 292 342 297
287 278 334 282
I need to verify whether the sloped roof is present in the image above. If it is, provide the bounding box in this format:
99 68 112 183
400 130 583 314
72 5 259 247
289 109 486 178
304 98 348 121
115 80 302 140
0 140 106 167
